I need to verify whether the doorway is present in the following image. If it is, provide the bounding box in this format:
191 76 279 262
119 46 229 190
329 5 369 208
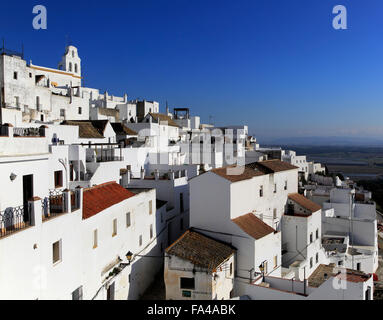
22 174 34 222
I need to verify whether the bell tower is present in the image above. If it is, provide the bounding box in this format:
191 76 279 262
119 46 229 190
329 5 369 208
58 45 81 76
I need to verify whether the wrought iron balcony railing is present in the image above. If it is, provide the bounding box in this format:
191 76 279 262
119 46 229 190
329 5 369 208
0 205 31 239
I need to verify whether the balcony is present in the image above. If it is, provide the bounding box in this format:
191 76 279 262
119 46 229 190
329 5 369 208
41 190 68 221
94 155 124 163
13 127 45 137
41 189 81 221
0 205 31 239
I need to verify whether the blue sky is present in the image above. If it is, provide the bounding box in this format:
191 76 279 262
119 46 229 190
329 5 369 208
1 0 383 141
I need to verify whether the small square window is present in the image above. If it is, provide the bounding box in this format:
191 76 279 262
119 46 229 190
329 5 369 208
284 181 288 190
139 235 142 247
316 253 319 264
54 170 63 188
316 229 319 240
29 72 32 78
259 186 263 197
78 107 82 115
180 277 195 290
310 257 313 269
149 200 152 215
53 240 62 264
112 218 117 237
150 224 153 239
13 72 17 80
310 233 313 244
126 212 131 228
93 229 98 248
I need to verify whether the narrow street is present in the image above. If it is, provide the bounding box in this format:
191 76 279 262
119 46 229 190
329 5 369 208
140 270 166 300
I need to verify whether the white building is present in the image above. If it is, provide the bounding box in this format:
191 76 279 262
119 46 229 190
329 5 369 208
165 229 236 300
281 193 326 280
321 187 379 273
237 264 374 300
0 181 165 300
189 160 299 287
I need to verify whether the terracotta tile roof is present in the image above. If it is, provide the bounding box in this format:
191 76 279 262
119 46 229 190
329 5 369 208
148 113 180 127
166 229 236 271
288 193 321 213
248 160 299 173
111 122 137 136
82 182 136 219
61 120 109 139
232 213 276 240
211 165 265 182
308 264 371 288
210 160 298 183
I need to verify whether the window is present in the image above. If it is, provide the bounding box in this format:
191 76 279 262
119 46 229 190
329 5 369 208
112 219 117 237
180 218 184 230
338 261 343 266
69 62 72 72
107 282 115 300
180 193 184 212
357 263 361 271
13 72 17 80
274 255 278 269
310 233 313 244
40 115 44 122
60 109 65 118
259 185 263 197
316 253 319 264
180 277 195 290
263 261 268 274
230 262 233 276
274 184 277 193
284 181 288 190
273 208 277 220
150 224 153 239
139 235 142 247
93 229 98 248
72 286 83 300
54 170 63 188
52 240 62 264
316 229 319 240
182 290 192 298
29 72 32 78
78 107 82 114
149 200 152 215
75 64 78 73
310 257 313 269
126 212 131 228
365 286 372 300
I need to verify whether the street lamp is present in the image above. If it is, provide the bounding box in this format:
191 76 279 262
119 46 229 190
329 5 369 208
126 251 133 264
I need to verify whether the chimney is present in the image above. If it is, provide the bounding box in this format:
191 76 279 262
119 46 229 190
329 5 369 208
122 169 131 187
